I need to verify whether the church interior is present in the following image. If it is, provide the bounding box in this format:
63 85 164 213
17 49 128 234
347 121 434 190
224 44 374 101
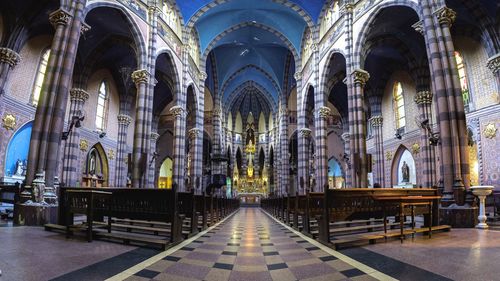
0 0 499 280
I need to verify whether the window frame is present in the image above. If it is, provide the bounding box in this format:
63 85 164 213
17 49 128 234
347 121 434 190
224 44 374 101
392 82 406 132
95 80 109 132
31 48 51 107
454 51 472 112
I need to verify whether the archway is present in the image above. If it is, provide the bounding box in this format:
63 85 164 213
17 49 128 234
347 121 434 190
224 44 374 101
328 158 344 189
391 146 416 188
158 157 173 189
4 121 32 184
82 143 108 187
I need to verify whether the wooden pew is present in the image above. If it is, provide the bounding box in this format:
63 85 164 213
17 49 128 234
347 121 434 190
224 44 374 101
0 183 20 221
178 190 199 237
194 192 208 230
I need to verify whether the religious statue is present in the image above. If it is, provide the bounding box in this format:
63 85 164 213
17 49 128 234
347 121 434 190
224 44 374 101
14 159 26 176
401 161 410 183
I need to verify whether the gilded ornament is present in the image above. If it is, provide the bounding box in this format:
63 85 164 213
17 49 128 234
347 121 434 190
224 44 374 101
486 53 500 75
49 9 71 27
484 123 497 139
435 7 456 27
108 150 115 160
385 151 393 161
0 48 21 67
412 143 421 154
2 113 16 130
80 139 88 151
131 69 149 84
351 69 370 86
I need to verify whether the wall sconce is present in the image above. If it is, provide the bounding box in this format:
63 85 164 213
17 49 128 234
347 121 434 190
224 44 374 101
62 115 84 140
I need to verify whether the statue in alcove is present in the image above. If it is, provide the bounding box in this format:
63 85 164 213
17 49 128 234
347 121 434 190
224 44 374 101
401 161 410 183
14 159 26 176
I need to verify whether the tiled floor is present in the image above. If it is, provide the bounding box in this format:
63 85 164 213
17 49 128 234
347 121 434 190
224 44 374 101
124 208 377 281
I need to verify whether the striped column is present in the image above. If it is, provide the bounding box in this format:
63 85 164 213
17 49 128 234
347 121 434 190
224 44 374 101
131 69 150 188
279 106 289 196
486 53 500 94
26 2 87 204
316 106 330 192
212 106 222 174
61 88 89 187
148 132 160 188
369 115 384 187
188 128 201 192
170 105 186 191
0 48 21 96
115 114 132 187
350 69 369 187
299 128 312 191
414 91 437 188
194 72 207 194
341 132 352 188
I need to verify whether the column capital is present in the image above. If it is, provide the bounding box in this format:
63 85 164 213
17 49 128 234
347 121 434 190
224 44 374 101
131 69 150 84
0 48 21 67
182 44 191 54
81 22 91 35
311 43 318 52
69 88 90 102
188 128 200 140
199 71 208 81
212 107 222 115
148 5 161 15
318 106 331 119
341 3 354 15
412 20 424 35
279 106 288 116
351 69 370 86
434 6 456 27
341 132 350 142
150 132 160 141
117 114 132 126
487 53 500 75
299 128 312 138
414 90 433 105
49 8 72 27
170 105 186 118
369 115 383 127
294 71 302 80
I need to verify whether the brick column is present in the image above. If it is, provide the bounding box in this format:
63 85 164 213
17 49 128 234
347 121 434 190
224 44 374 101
299 128 312 191
369 115 384 187
131 69 151 188
61 88 89 187
486 53 500 94
115 114 132 187
414 91 437 188
279 106 289 196
148 132 160 188
315 106 330 192
0 47 21 96
349 69 369 187
188 128 200 192
341 132 352 188
211 106 223 174
170 105 187 191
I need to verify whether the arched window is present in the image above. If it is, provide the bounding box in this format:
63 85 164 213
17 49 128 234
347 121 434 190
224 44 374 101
454 51 471 111
393 82 406 131
31 49 51 106
95 81 108 131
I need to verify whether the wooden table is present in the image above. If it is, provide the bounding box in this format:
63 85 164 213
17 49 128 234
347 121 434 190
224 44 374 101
373 195 441 243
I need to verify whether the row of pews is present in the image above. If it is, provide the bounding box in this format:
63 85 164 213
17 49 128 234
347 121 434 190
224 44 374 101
45 187 239 250
0 183 20 220
262 188 452 249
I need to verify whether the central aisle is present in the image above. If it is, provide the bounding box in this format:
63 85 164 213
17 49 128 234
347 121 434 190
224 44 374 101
123 208 378 281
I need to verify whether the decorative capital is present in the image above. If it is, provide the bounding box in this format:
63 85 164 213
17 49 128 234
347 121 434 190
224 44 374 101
150 132 160 141
199 71 208 81
2 113 16 130
131 69 150 84
69 88 90 103
311 43 318 52
182 44 190 54
212 107 222 115
412 20 424 35
148 5 161 15
351 69 370 86
434 7 456 27
81 22 91 35
49 9 71 28
342 3 354 14
484 123 497 139
294 72 301 80
188 128 200 140
279 106 288 116
0 48 21 67
79 139 89 151
486 53 500 75
318 106 331 119
341 132 350 142
414 90 433 105
299 128 312 138
117 114 132 126
370 115 383 127
170 105 185 118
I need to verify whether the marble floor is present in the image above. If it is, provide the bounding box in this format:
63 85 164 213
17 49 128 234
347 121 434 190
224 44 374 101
1 208 499 281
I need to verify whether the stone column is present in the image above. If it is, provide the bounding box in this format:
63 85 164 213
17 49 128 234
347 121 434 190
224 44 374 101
148 132 160 188
299 128 312 191
349 69 369 187
171 105 186 191
414 91 437 188
279 106 289 196
188 128 200 192
115 114 132 187
486 53 500 95
62 88 89 187
341 132 351 188
211 107 223 174
370 115 384 187
0 47 21 96
131 69 151 188
315 106 330 192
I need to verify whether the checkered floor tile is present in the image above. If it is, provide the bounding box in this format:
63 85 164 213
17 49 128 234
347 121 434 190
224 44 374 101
125 208 377 281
